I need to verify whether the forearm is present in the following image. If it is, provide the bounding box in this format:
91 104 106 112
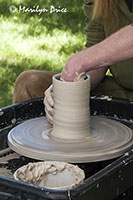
61 25 133 82
83 25 133 71
88 67 108 90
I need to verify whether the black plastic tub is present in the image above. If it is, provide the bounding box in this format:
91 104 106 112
0 96 133 200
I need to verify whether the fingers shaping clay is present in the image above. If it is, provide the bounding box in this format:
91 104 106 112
8 73 133 163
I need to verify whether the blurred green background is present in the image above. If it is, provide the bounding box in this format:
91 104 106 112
0 0 86 108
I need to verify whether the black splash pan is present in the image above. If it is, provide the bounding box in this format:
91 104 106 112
0 96 132 200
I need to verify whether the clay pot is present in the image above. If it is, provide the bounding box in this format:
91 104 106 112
51 73 91 141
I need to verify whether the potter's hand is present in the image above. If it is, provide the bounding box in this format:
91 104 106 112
61 25 133 82
44 85 54 124
61 54 84 82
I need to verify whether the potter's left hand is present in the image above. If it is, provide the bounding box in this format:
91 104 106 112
44 85 54 124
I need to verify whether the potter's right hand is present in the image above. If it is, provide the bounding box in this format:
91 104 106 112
43 85 54 124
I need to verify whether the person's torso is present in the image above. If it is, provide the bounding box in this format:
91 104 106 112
108 0 133 90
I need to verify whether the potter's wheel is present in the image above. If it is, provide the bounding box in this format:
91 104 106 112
8 116 133 163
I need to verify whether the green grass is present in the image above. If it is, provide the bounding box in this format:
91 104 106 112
0 0 86 108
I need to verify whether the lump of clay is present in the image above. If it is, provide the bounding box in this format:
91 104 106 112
14 161 85 190
74 72 87 81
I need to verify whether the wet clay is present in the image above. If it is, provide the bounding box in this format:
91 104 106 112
14 161 85 189
0 168 13 179
8 73 133 163
51 73 91 140
0 152 21 179
0 152 20 163
8 116 133 162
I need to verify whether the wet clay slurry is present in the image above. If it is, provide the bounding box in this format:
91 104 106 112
14 161 85 189
8 73 133 163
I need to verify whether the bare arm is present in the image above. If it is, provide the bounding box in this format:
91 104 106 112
88 67 108 90
92 25 133 68
61 25 133 81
